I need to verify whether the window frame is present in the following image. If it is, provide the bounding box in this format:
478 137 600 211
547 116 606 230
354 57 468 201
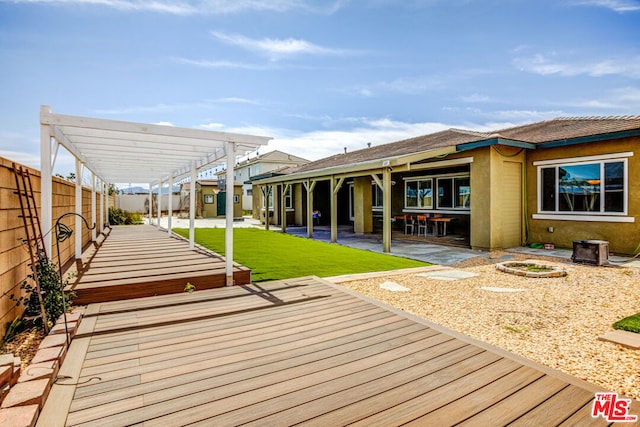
403 172 470 212
533 153 632 222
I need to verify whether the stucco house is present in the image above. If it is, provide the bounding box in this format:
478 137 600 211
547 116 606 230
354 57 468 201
216 150 309 212
182 180 243 218
251 116 639 255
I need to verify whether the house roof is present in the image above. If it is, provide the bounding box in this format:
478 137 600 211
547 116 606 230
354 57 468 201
496 116 640 144
268 116 640 180
238 150 310 167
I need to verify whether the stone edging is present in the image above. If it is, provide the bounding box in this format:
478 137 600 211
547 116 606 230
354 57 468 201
0 307 84 427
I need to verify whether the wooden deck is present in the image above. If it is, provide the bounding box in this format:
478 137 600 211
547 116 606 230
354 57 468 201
41 276 638 426
69 225 251 304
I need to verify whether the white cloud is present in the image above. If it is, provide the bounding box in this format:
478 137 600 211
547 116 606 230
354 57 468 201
572 0 640 13
172 57 268 70
0 0 346 15
210 31 355 61
514 53 640 78
460 93 492 103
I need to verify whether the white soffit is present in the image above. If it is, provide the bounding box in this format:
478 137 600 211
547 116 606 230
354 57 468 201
40 106 272 184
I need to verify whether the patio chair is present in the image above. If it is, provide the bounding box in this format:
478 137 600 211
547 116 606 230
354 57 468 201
404 215 415 235
416 215 428 236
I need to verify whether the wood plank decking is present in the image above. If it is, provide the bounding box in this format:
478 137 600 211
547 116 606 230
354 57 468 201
41 276 637 426
69 225 251 304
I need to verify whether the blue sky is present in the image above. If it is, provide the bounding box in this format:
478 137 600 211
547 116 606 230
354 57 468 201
1 0 639 182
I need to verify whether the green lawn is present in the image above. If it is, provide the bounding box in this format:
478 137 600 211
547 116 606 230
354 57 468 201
613 312 640 334
173 228 429 282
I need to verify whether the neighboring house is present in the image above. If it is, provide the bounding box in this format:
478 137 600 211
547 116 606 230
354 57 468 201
216 150 309 212
251 116 640 255
181 180 243 218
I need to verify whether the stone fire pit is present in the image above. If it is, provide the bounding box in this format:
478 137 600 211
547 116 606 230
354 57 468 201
496 260 567 278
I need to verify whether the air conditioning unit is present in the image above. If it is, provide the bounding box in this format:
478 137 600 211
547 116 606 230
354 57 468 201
571 240 609 266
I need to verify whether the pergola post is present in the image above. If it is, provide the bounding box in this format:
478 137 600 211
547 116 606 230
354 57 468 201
157 180 162 230
103 182 109 227
91 172 96 242
148 183 153 225
189 163 197 250
99 180 104 234
40 106 53 257
75 159 82 259
383 167 392 252
167 174 173 234
225 141 236 287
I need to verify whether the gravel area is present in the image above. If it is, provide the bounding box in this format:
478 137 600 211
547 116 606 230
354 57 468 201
336 252 640 401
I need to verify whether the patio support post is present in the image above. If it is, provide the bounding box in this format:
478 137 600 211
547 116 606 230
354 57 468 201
304 180 316 238
148 183 153 225
157 180 162 230
281 183 290 233
75 158 82 259
330 176 338 243
40 106 53 256
382 167 392 253
189 162 197 250
225 141 236 286
261 185 271 231
91 172 96 242
167 174 173 234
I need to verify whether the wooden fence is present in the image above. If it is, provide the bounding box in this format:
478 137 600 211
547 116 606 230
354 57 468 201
0 156 113 338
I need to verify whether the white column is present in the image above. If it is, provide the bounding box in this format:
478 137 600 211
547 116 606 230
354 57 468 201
148 183 153 225
167 175 173 234
189 163 197 250
75 159 83 259
40 106 53 257
100 180 107 233
104 182 111 227
157 180 162 230
225 141 236 286
102 182 107 228
91 172 96 241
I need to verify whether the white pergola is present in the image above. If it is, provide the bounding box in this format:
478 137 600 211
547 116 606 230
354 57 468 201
40 105 271 286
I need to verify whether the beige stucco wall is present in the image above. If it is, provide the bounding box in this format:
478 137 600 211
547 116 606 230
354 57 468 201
353 176 373 234
526 136 639 254
468 146 526 251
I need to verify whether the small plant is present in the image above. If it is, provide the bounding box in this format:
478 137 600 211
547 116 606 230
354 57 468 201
527 264 553 273
2 318 25 346
504 325 525 334
184 282 196 293
10 252 74 330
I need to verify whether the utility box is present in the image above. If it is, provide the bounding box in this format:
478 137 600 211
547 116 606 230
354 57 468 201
571 240 609 265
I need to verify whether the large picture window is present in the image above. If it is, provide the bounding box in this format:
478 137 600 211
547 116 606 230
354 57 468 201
404 174 469 210
539 159 626 214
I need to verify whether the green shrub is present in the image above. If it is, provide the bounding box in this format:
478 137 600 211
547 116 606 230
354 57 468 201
109 208 143 225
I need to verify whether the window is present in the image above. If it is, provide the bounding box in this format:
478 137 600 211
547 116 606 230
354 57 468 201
233 194 240 204
284 186 293 209
261 187 274 211
539 159 625 214
204 194 214 204
372 184 383 209
405 179 433 208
